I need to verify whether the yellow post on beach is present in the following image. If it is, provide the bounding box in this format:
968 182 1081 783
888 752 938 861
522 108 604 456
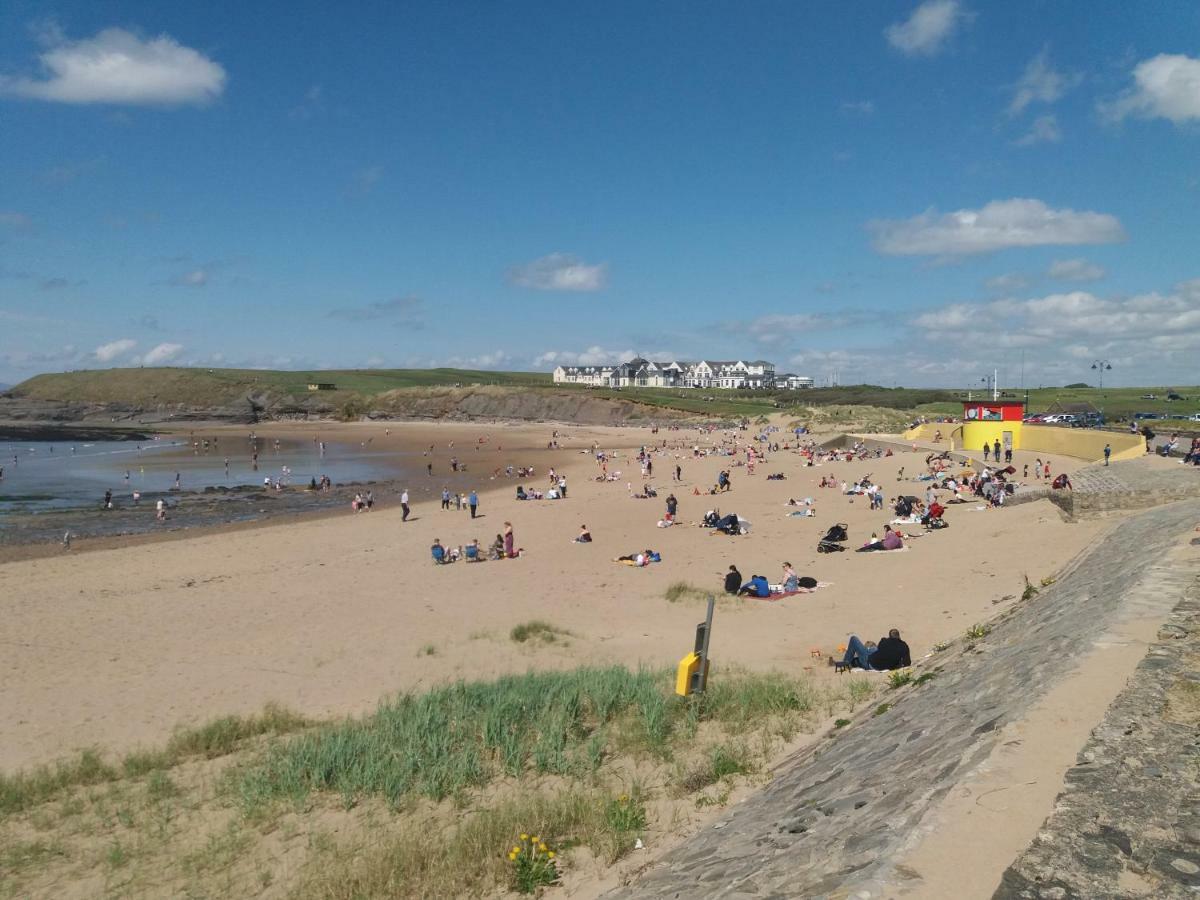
675 595 715 696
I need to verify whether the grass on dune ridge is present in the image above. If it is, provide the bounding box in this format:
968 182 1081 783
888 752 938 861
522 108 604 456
0 665 873 899
236 665 827 813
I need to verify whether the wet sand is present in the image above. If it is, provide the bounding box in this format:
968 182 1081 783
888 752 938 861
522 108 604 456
0 417 1102 771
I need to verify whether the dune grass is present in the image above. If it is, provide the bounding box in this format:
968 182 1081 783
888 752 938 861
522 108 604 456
291 788 644 899
1 666 877 899
509 620 570 643
663 581 712 603
0 704 310 817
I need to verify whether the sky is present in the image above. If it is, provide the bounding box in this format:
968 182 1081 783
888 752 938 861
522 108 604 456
1 1 1199 388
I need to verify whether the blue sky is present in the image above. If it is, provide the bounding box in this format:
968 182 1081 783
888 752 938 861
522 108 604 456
1 1 1198 387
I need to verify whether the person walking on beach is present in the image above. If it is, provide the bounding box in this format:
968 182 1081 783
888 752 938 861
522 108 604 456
401 489 410 521
1034 458 1042 479
675 464 682 482
983 442 990 462
1104 443 1112 466
441 487 451 510
469 490 478 519
993 439 1001 462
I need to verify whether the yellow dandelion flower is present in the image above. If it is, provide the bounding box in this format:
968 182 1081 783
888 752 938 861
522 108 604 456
547 851 556 859
531 836 540 843
520 833 528 840
540 843 548 852
508 852 517 861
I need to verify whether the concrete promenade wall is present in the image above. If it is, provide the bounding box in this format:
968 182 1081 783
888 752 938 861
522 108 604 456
903 422 1144 463
1021 425 1143 463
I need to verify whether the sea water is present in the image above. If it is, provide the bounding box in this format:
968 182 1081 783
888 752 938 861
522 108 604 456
0 437 423 516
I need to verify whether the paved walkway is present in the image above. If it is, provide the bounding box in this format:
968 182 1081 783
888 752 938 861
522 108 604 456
606 499 1200 899
996 568 1200 898
1057 458 1200 517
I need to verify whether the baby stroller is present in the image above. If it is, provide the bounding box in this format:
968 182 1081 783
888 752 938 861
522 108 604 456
817 522 849 553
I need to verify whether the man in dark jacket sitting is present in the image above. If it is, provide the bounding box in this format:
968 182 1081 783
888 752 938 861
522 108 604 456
842 628 911 671
723 565 742 595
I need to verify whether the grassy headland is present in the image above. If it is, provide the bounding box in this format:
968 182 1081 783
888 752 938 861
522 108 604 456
7 367 1200 425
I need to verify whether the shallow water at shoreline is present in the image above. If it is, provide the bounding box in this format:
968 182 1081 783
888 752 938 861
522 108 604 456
0 435 483 545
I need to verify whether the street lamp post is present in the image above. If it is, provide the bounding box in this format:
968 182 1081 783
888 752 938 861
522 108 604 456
1091 360 1113 425
980 369 998 402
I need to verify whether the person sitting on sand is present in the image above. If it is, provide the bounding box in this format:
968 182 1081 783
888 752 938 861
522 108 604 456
782 562 799 592
465 539 480 561
842 629 911 671
516 485 527 500
857 524 903 552
1051 473 1073 490
431 539 446 564
738 574 770 597
489 534 505 560
724 565 742 595
574 524 593 543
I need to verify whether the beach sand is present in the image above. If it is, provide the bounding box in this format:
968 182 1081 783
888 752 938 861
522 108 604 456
0 419 1102 770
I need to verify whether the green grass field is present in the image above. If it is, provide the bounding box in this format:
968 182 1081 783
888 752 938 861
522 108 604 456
9 367 1200 423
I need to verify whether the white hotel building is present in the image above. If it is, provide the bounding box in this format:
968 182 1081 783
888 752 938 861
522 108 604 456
552 357 810 390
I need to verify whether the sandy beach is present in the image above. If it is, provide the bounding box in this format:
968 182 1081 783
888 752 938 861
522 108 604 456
0 417 1102 771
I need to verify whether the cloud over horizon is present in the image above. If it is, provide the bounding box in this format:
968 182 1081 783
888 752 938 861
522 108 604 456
509 254 608 292
868 198 1126 256
0 27 227 106
93 338 137 362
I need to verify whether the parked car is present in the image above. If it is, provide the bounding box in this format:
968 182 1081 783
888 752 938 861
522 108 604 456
1134 412 1160 420
1167 392 1184 401
1189 413 1200 423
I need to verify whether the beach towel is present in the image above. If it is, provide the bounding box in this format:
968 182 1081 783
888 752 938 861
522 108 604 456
759 581 834 600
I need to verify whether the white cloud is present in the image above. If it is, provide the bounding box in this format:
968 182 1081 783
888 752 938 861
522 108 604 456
868 198 1125 257
885 0 963 57
509 253 608 292
727 313 852 346
0 211 31 229
169 268 208 287
984 272 1030 294
1048 258 1106 282
137 342 184 365
1102 53 1200 124
94 338 137 362
534 347 636 367
1008 48 1081 115
0 27 226 106
911 280 1200 368
840 100 875 115
1014 114 1062 147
